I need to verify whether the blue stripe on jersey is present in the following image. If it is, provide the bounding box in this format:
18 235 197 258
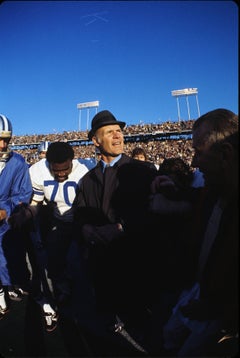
33 188 43 196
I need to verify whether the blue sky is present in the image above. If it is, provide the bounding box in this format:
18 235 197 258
0 0 238 136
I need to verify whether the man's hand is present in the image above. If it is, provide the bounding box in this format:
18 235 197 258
8 206 33 230
81 223 124 247
0 209 7 222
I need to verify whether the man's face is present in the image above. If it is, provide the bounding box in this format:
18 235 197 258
92 124 124 158
0 138 9 152
49 159 73 182
192 123 223 189
133 154 146 161
39 151 47 159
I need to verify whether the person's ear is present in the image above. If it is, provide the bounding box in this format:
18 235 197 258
92 136 100 147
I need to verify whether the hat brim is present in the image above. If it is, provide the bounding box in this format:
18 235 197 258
88 120 126 140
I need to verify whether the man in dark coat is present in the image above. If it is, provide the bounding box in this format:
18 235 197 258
62 110 157 356
160 108 239 357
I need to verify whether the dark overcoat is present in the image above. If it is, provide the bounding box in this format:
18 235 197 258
73 153 158 312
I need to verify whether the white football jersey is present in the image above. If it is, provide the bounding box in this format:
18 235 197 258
29 158 88 222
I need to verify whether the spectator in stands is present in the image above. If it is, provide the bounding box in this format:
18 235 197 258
161 108 239 357
0 114 32 319
38 141 50 160
131 146 147 161
61 110 158 356
131 146 157 170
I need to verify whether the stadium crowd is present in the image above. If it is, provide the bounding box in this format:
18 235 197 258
11 119 195 167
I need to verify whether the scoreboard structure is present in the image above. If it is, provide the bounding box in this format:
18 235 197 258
77 100 99 131
171 88 200 122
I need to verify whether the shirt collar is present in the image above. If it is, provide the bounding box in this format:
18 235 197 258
101 154 122 172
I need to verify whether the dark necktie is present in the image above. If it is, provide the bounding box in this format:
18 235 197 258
102 164 113 215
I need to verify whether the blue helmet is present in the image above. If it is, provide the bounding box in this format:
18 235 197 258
38 141 50 153
0 114 12 138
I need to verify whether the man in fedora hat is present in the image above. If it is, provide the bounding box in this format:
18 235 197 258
59 110 158 356
87 109 126 142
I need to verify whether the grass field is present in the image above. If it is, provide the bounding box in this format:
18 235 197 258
0 296 68 357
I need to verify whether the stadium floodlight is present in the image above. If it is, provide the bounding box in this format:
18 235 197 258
77 100 99 131
171 88 198 97
171 88 200 122
77 100 99 109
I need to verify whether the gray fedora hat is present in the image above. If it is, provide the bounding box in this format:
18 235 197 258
88 110 126 140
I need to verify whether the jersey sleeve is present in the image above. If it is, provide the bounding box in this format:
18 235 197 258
29 160 45 203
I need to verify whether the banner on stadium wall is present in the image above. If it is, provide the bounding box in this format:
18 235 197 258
77 101 99 109
171 88 198 96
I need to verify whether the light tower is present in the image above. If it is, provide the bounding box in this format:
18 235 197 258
77 100 99 131
171 88 200 122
